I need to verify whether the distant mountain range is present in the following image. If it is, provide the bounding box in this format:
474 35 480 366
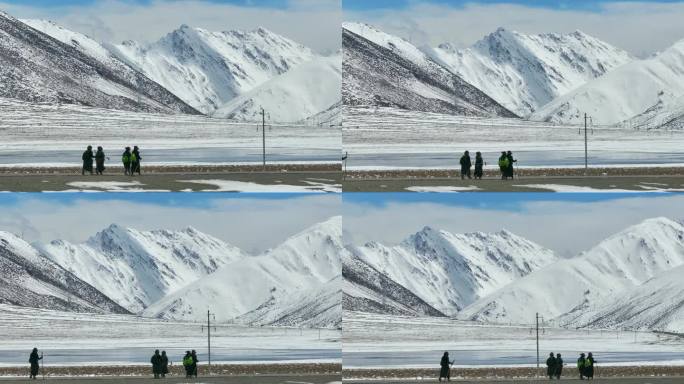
343 22 684 128
0 217 342 328
0 10 340 123
343 217 684 334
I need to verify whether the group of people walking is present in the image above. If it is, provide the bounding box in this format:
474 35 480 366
150 349 199 379
81 145 142 176
438 351 597 382
547 352 597 380
458 150 517 180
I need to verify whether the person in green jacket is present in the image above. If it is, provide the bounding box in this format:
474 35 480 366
577 352 586 380
546 352 556 379
182 351 193 378
122 147 132 175
585 352 596 379
82 145 94 175
498 151 509 180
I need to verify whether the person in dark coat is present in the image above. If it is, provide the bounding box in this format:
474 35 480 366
182 351 193 378
122 147 132 175
506 150 517 179
460 151 472 180
28 348 42 379
82 145 94 175
474 152 484 179
131 146 142 175
577 353 586 380
585 352 596 379
95 146 106 175
161 351 169 378
555 353 564 379
151 349 162 379
191 350 198 378
546 352 556 379
439 351 454 382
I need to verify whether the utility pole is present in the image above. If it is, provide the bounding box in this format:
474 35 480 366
202 310 216 376
584 113 589 174
260 107 266 170
536 312 541 378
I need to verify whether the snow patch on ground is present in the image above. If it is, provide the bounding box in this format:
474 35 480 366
404 186 481 192
179 179 341 193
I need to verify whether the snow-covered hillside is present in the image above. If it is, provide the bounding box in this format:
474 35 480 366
461 217 684 324
214 54 341 122
432 28 633 116
112 25 316 116
342 23 516 118
343 251 446 317
351 227 557 315
562 264 684 333
39 225 246 313
0 14 197 114
0 232 129 314
238 276 341 329
144 217 343 326
532 39 684 125
625 91 684 130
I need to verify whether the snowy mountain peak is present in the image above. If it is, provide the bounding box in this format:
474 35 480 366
433 27 633 116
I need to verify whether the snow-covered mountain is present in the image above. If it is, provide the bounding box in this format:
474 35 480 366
461 217 684 324
215 54 341 122
562 264 684 333
144 217 343 326
0 14 198 114
38 225 246 313
431 28 633 116
351 226 557 315
0 232 129 314
238 276 341 329
343 251 446 317
112 25 316 116
343 23 517 118
532 39 684 125
624 91 684 130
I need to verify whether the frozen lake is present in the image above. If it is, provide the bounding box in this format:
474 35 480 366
0 305 340 367
0 98 340 167
343 312 684 368
343 107 684 170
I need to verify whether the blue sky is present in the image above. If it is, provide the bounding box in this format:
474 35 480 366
344 0 684 11
0 193 340 252
343 193 684 256
1 0 292 7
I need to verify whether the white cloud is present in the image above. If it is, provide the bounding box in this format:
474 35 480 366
0 194 340 254
345 2 684 57
0 0 341 53
343 194 684 257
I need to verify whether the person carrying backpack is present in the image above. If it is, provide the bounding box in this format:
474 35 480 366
577 353 586 380
498 151 509 180
585 352 596 380
182 351 193 378
131 146 142 175
122 147 132 175
546 352 556 379
459 151 472 180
